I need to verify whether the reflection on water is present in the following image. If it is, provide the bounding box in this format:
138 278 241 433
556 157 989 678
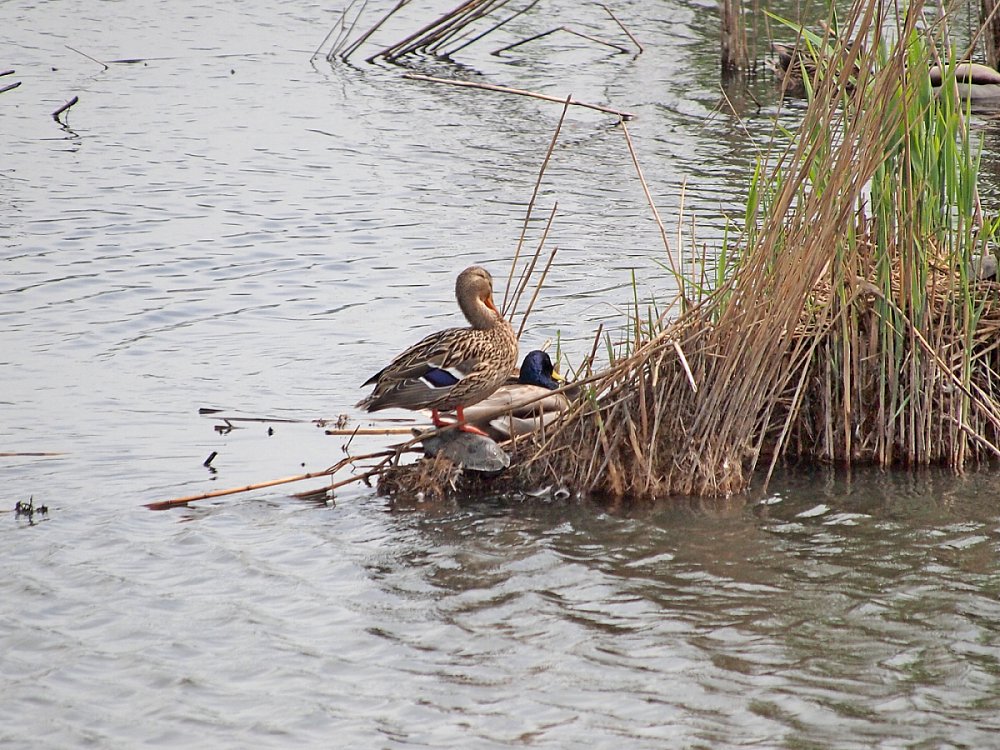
3 0 1000 747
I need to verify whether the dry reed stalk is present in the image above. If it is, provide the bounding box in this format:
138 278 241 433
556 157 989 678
720 0 749 71
337 0 410 62
600 5 643 54
516 241 559 339
492 26 632 56
401 73 636 119
367 0 507 62
446 0 541 56
52 96 79 121
503 96 571 315
144 452 389 510
507 0 1000 501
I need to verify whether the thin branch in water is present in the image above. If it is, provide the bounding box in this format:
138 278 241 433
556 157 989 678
52 95 79 122
492 26 631 56
600 4 643 54
425 0 516 56
325 427 414 436
402 73 635 119
369 0 480 62
0 81 21 95
0 451 67 457
314 0 367 60
65 45 108 70
340 0 412 62
444 0 541 56
333 0 372 59
145 448 396 511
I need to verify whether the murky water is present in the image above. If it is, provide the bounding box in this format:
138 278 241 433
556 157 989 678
3 0 1000 747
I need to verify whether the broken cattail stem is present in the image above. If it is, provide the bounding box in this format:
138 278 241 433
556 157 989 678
425 0 515 54
492 26 631 56
446 0 542 56
510 201 557 324
620 118 678 279
52 95 79 121
402 73 636 120
600 4 643 54
516 242 559 340
504 95 571 314
369 0 481 61
340 0 411 62
65 45 108 70
325 427 414 435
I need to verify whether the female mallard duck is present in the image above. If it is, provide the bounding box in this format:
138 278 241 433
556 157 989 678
356 266 519 434
456 350 571 440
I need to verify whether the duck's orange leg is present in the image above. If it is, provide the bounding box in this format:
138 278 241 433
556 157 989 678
455 406 490 437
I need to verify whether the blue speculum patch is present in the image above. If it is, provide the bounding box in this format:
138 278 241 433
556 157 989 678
423 368 460 388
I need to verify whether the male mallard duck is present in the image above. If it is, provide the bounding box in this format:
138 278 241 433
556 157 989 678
929 62 1000 102
457 350 571 440
356 266 519 434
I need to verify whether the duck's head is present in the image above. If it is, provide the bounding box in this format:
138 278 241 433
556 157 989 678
456 266 500 328
518 350 562 390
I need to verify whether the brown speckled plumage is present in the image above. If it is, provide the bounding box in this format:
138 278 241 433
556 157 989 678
356 267 518 427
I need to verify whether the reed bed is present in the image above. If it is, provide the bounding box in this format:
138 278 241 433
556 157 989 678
510 0 1000 499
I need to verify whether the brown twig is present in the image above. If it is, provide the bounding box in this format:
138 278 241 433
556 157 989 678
52 95 79 121
340 0 410 62
145 448 400 511
492 26 631 56
325 427 414 435
402 73 635 120
65 45 108 70
369 0 480 62
503 96 572 314
516 243 559 340
0 452 66 457
620 118 678 278
445 0 541 56
509 202 557 320
600 4 643 54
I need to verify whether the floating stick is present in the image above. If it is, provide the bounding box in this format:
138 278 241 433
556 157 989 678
600 4 643 54
445 0 541 56
52 95 79 121
492 26 631 56
65 45 108 70
402 73 635 120
325 427 414 436
0 451 66 457
145 448 398 511
0 81 21 95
